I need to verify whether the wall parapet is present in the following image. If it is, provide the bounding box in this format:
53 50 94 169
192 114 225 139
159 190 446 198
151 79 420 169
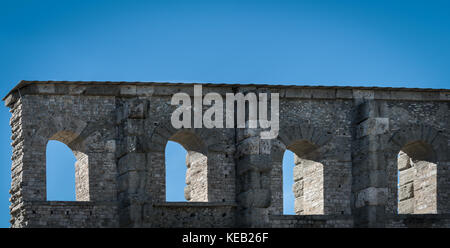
4 81 450 109
269 215 354 228
10 201 118 228
153 202 237 207
385 214 450 228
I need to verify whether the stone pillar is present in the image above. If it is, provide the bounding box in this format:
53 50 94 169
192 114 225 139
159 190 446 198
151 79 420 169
236 135 272 227
293 155 324 215
74 152 90 201
414 160 437 213
293 158 304 215
8 97 29 227
398 151 415 213
352 93 390 227
398 151 438 214
185 151 208 202
6 95 50 227
116 98 150 227
437 160 450 214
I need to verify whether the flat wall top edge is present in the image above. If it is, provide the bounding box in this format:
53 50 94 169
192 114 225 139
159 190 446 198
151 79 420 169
4 80 450 102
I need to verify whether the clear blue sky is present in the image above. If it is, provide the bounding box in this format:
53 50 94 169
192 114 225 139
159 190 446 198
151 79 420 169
1 0 449 227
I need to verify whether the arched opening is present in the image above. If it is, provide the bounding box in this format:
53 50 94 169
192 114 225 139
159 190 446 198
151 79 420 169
165 141 188 202
46 129 90 202
46 140 77 201
165 130 209 202
283 140 324 215
397 141 437 214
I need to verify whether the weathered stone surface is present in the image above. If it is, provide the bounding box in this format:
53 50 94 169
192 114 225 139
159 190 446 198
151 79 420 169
397 149 439 214
292 181 304 198
399 168 415 185
294 198 304 215
355 187 388 208
356 118 389 138
399 183 414 201
293 164 303 182
398 151 412 171
398 198 415 214
3 81 450 228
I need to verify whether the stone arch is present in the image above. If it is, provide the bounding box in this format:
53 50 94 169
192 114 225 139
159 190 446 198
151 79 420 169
149 119 226 153
388 125 450 214
389 125 446 160
168 129 208 155
149 120 231 203
167 130 208 202
28 115 89 201
30 115 87 148
269 124 334 215
273 125 333 163
45 140 77 201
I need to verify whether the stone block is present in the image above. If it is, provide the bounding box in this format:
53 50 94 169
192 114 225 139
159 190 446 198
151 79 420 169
294 198 304 214
293 165 303 182
355 187 388 208
398 183 414 201
292 181 304 198
356 118 389 138
399 168 414 185
237 189 271 208
398 198 414 214
120 85 137 96
398 151 412 171
127 99 148 119
36 84 55 94
353 90 374 101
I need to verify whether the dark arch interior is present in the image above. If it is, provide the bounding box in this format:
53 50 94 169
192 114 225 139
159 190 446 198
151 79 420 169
287 140 320 161
169 130 207 155
401 141 436 162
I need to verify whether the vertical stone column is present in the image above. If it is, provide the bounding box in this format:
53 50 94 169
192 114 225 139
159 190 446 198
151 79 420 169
293 157 304 215
437 160 450 214
268 158 282 215
293 155 324 215
414 160 437 213
398 151 438 214
352 92 390 227
116 98 149 227
397 136 442 214
8 97 27 227
236 135 272 227
206 149 236 203
7 96 49 227
398 151 415 213
74 152 90 201
185 151 208 202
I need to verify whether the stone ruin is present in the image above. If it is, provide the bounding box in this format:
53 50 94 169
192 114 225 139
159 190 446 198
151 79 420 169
4 80 450 227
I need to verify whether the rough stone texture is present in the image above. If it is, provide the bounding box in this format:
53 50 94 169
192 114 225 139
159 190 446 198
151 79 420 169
150 202 236 228
269 214 354 228
293 156 324 215
10 201 118 228
398 150 438 214
4 80 450 228
185 151 208 202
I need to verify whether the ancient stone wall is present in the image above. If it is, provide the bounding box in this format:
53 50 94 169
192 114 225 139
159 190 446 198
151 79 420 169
4 81 450 228
398 149 438 214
